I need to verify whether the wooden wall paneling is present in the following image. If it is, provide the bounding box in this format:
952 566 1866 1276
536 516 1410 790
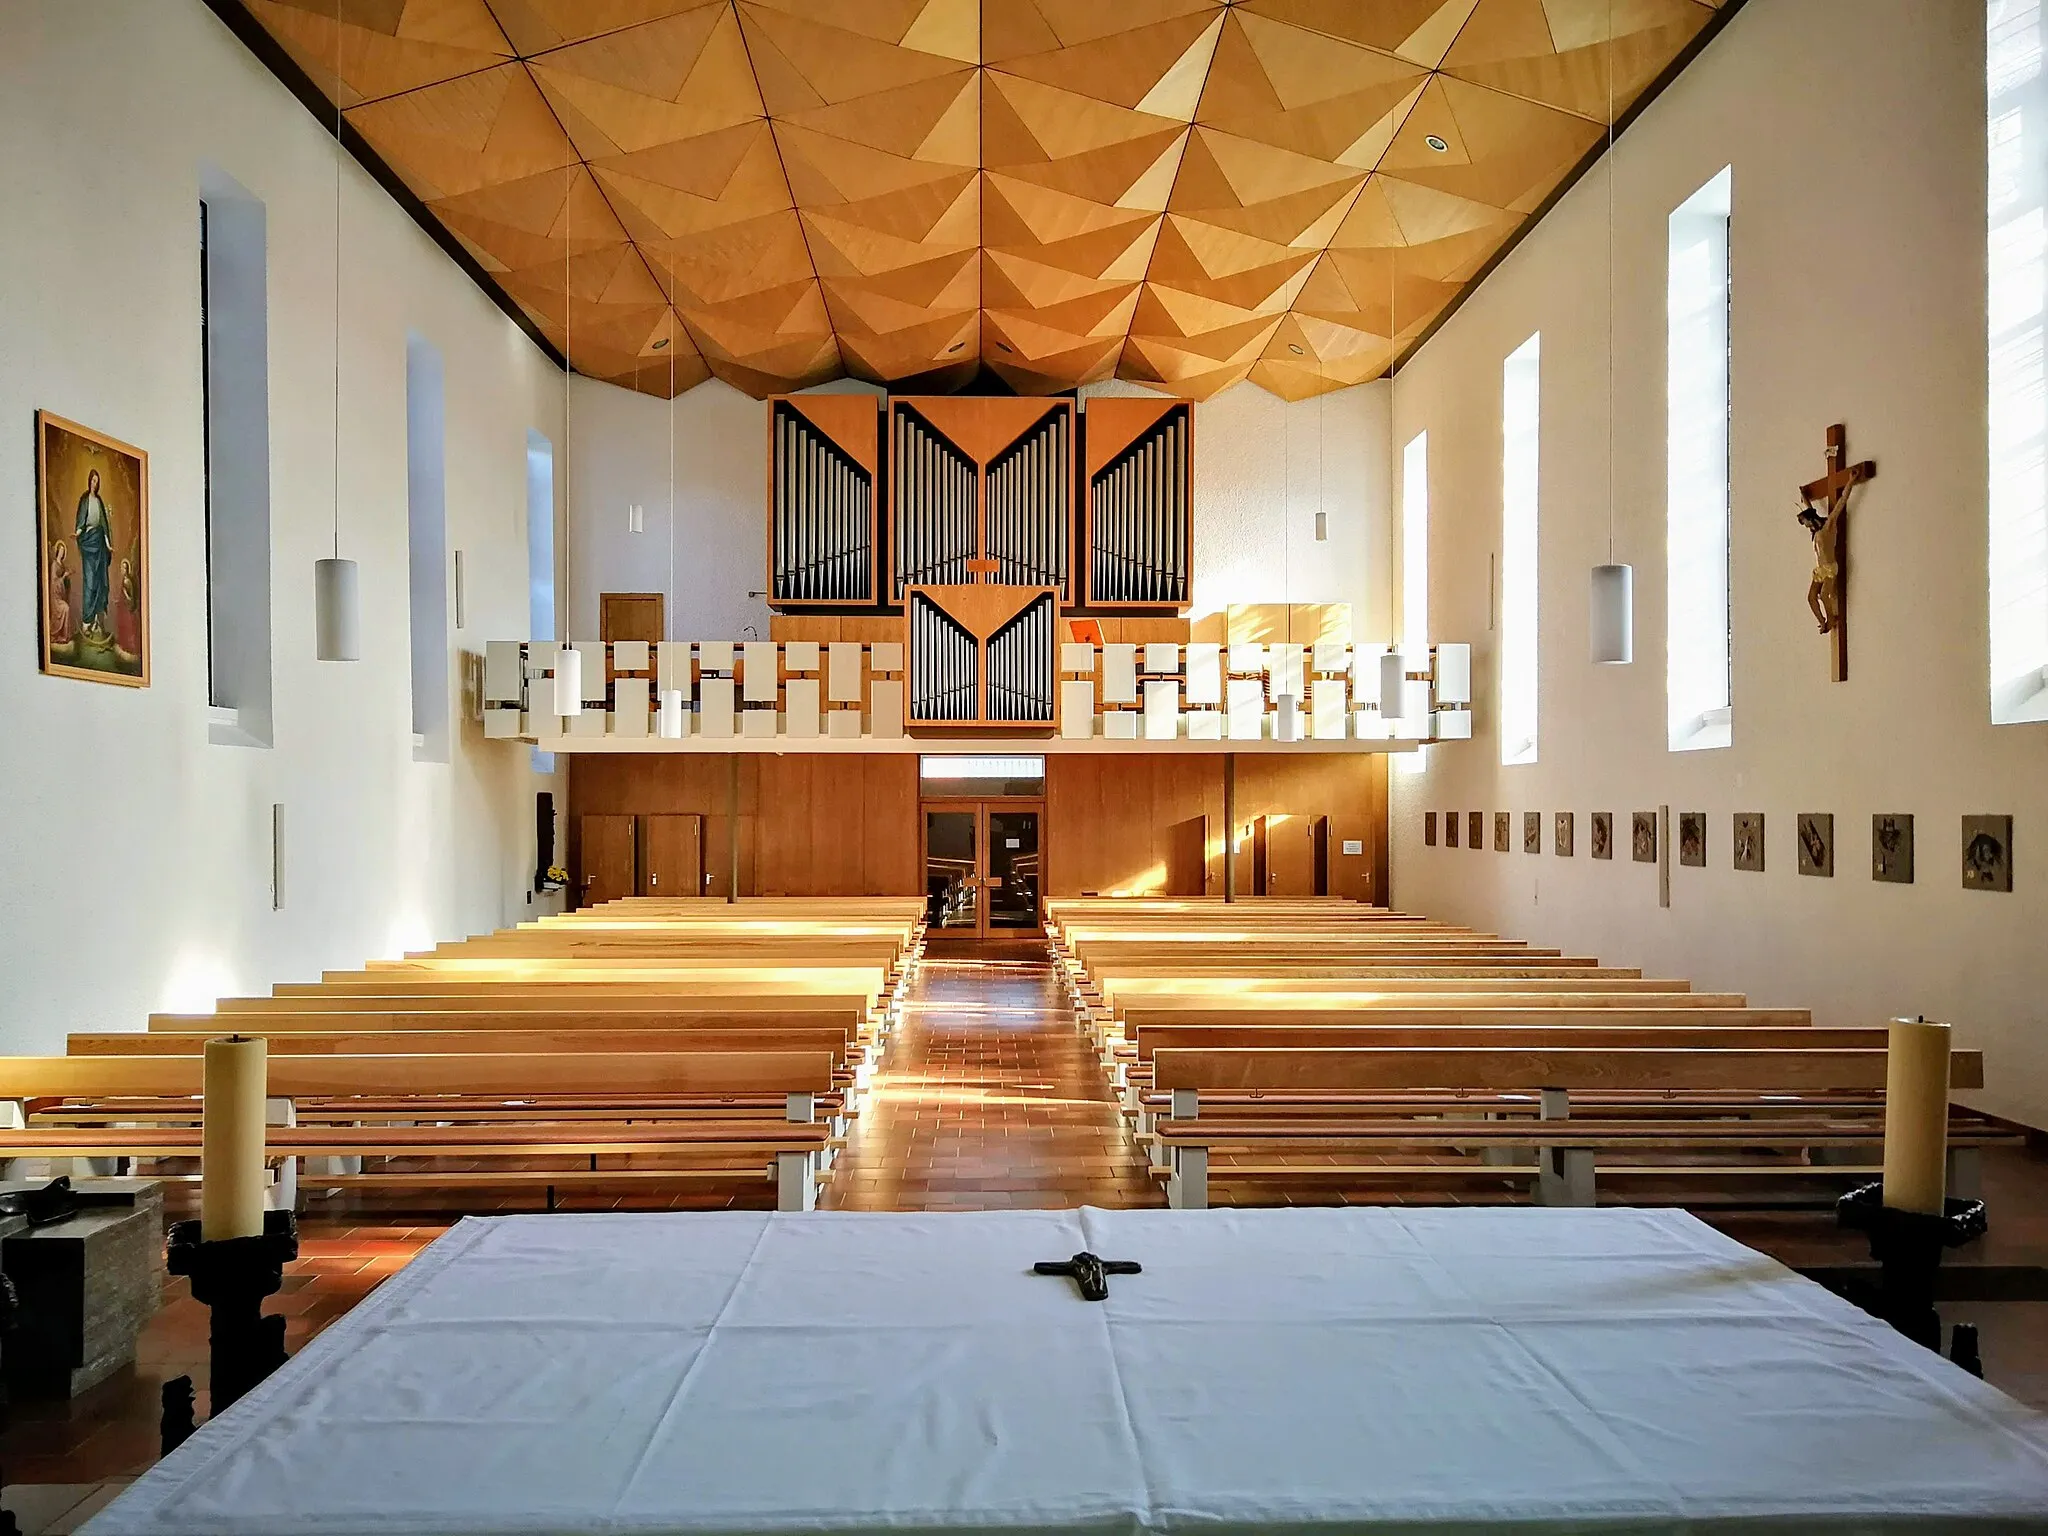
1045 756 1223 898
577 814 637 905
570 753 917 898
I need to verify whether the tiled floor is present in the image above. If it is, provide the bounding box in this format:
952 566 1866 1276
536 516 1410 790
824 955 1159 1211
5 947 2047 1522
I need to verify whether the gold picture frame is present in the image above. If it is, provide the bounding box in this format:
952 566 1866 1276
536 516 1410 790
37 410 149 686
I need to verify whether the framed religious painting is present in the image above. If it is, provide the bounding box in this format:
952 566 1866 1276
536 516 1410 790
37 411 149 685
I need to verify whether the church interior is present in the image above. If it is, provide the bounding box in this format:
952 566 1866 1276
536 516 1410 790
4 1 2048 1531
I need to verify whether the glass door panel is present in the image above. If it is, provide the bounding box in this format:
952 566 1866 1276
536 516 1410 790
925 809 980 931
986 811 1041 930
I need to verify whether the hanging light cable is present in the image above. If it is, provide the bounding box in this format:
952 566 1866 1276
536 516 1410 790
1590 0 1634 665
314 48 359 661
553 157 583 716
658 287 685 739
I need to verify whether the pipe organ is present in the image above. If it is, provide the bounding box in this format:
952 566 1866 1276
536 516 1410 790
764 393 1193 623
1082 398 1193 610
889 397 1076 604
891 406 978 592
766 395 879 607
906 585 1058 730
984 411 1070 591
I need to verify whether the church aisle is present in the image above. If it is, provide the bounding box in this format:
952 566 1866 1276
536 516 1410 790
824 954 1160 1212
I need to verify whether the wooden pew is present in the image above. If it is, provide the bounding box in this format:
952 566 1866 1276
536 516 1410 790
0 1051 838 1212
1149 1045 1991 1210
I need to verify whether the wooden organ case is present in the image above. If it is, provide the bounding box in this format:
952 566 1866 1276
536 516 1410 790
766 395 880 607
1082 397 1192 610
889 397 1075 603
906 585 1059 730
765 392 1192 733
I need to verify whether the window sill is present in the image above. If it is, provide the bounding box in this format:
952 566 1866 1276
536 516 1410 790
208 705 271 749
1669 708 1732 753
1991 668 2048 726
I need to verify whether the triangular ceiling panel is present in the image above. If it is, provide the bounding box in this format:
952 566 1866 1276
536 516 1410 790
228 0 1728 398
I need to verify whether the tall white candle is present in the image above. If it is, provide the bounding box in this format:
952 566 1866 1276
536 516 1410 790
202 1035 269 1241
1882 1018 1951 1216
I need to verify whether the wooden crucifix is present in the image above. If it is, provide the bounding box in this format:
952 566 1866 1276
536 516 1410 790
1796 423 1877 682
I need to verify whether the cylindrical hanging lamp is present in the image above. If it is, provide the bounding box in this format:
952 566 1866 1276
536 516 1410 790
1274 691 1301 741
314 558 359 662
656 688 684 739
553 645 584 717
1590 562 1634 664
1378 648 1407 721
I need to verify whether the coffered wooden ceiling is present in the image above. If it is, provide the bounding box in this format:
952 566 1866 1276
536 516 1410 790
225 0 1733 400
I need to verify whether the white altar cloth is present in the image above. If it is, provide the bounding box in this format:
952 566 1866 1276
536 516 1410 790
85 1206 2048 1535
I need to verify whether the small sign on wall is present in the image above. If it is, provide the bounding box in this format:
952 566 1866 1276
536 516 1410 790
1341 839 1363 856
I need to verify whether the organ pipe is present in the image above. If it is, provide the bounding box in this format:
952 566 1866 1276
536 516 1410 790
769 401 874 606
1086 404 1189 608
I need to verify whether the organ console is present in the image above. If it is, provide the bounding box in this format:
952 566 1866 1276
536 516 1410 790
1081 397 1192 610
765 395 880 607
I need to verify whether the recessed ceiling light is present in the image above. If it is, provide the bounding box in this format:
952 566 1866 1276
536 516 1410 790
652 338 669 350
996 342 1013 353
1425 134 1449 153
947 342 964 353
1287 343 1305 356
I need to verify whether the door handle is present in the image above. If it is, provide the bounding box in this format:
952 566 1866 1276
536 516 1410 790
648 874 658 887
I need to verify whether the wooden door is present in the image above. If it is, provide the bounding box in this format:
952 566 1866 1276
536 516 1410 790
1261 813 1326 896
578 814 637 906
640 814 703 897
600 592 665 645
1166 815 1208 896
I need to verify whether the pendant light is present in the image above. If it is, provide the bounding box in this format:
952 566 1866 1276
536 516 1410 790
314 65 358 661
1589 0 1634 665
656 277 684 739
1379 239 1408 728
552 153 583 718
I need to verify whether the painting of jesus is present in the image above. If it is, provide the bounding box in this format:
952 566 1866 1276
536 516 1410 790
38 411 148 685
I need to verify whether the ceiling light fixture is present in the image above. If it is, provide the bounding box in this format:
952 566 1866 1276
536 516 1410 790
947 342 964 353
1287 343 1305 356
652 338 668 351
314 32 357 662
1425 134 1449 153
996 342 1013 354
1589 0 1634 665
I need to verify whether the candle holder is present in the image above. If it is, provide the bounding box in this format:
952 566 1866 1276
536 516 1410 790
1837 1181 1987 1367
160 1208 299 1445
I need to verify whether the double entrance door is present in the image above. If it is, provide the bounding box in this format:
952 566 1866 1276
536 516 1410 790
577 813 712 904
922 800 1042 937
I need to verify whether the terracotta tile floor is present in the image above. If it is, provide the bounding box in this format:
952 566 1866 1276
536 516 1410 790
824 954 1159 1212
6 947 2048 1516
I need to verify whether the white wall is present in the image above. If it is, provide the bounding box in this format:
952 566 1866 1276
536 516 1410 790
0 0 565 1050
566 372 1391 642
1389 0 2048 1127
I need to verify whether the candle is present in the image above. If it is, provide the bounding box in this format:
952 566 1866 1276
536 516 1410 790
202 1035 269 1241
1882 1018 1951 1216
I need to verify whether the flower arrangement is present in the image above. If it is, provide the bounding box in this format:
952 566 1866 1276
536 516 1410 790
537 864 569 894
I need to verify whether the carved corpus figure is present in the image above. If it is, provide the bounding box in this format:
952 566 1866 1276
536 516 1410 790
1796 424 1876 682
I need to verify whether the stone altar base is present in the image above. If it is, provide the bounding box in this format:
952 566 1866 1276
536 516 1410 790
2 1180 163 1399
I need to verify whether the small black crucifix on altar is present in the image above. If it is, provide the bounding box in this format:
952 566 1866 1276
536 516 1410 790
1034 1251 1141 1301
1795 423 1877 682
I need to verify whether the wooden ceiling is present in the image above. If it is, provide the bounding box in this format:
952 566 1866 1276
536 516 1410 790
226 0 1732 401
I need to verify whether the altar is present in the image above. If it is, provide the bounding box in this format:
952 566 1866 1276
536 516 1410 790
85 1206 2048 1535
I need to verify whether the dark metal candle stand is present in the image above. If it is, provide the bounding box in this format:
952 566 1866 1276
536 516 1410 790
1837 1181 1987 1374
159 1210 299 1455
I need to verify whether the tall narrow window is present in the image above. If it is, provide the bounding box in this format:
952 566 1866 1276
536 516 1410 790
1989 0 2048 723
199 166 273 747
1667 166 1734 751
1500 334 1540 766
406 333 449 762
526 428 557 775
